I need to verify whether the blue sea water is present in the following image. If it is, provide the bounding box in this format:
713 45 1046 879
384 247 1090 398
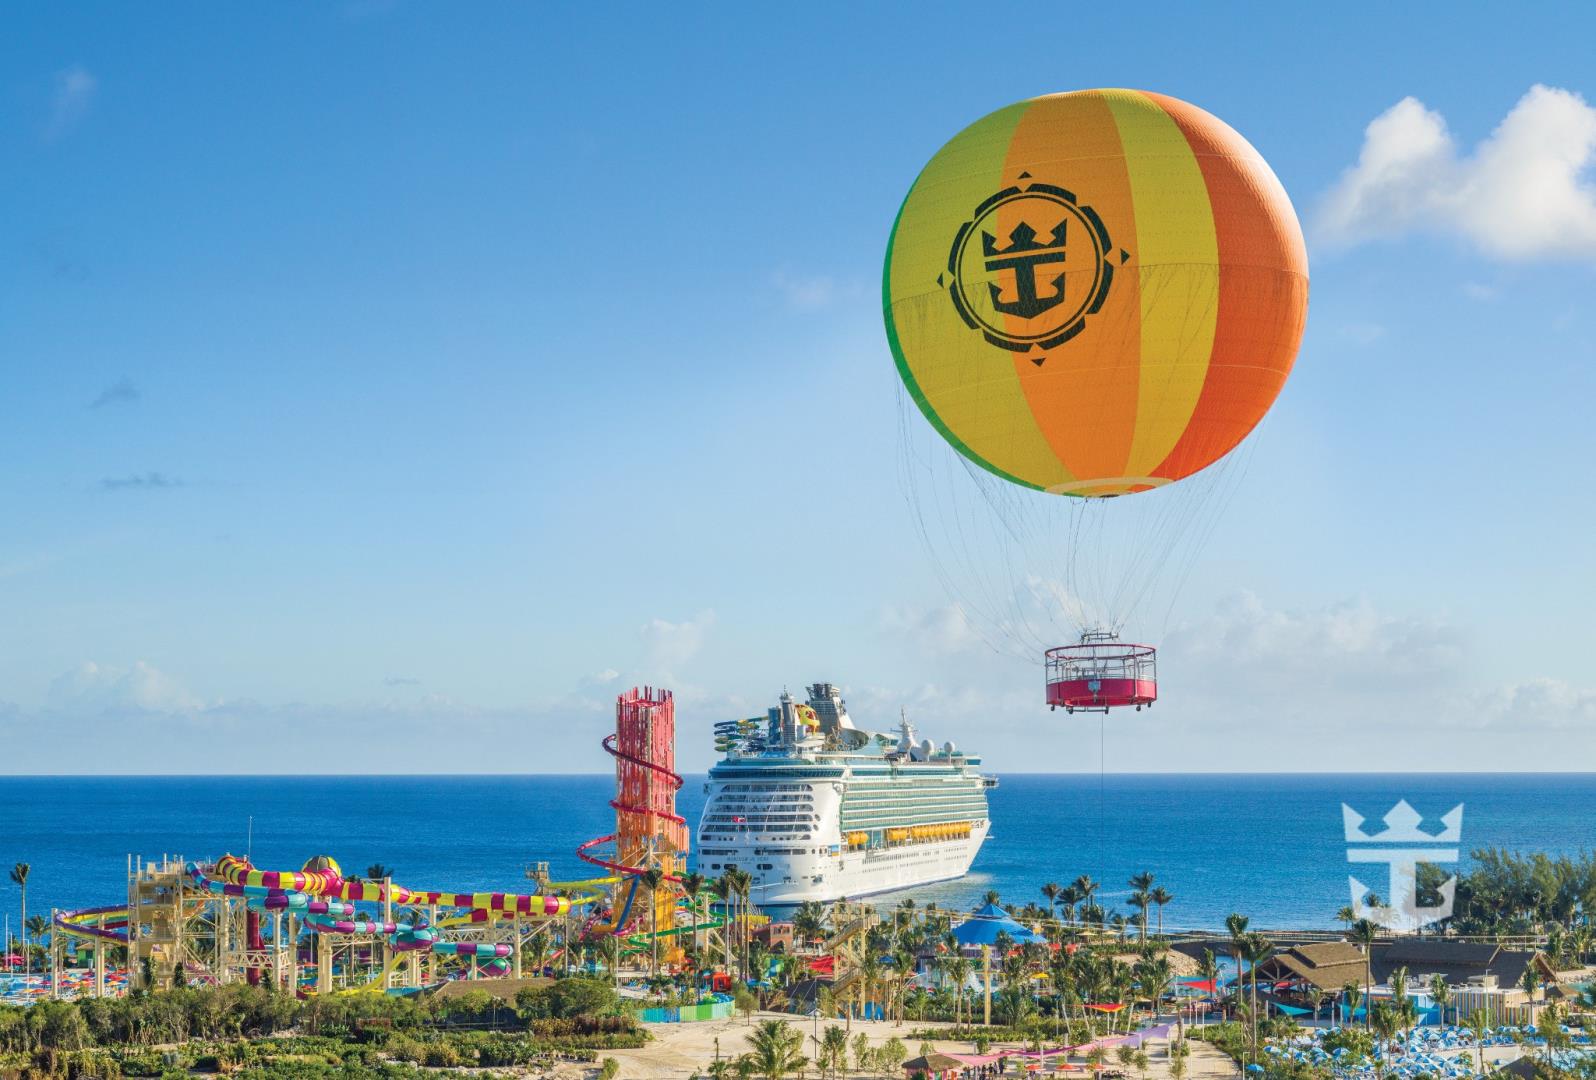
2 774 1593 934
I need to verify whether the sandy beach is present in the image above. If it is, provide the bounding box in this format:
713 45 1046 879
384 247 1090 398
595 1012 1239 1080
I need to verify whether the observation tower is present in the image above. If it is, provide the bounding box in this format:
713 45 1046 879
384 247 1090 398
1045 631 1157 713
577 686 687 959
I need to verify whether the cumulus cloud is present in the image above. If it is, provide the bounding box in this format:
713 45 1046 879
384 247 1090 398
1 663 623 774
1465 677 1596 730
47 64 97 139
880 603 986 656
1166 591 1469 699
47 660 206 714
101 472 182 491
90 378 140 409
640 610 715 676
1319 85 1596 258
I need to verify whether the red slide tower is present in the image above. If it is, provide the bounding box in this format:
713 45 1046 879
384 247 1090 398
577 687 687 956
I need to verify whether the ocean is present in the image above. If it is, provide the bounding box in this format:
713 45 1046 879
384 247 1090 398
2 773 1593 934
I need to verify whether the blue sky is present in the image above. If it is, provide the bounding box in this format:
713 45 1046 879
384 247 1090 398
3 3 1594 773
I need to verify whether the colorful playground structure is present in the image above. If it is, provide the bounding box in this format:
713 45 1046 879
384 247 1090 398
9 686 732 1003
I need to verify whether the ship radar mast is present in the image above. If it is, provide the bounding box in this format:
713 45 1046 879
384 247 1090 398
1045 630 1157 714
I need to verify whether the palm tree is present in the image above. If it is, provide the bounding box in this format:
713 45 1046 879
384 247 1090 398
1149 887 1173 939
25 914 48 949
1128 873 1155 939
1059 884 1082 927
1194 948 1219 1032
8 864 28 978
1127 891 1151 941
1464 1008 1491 1074
1240 934 1274 1055
712 875 736 974
639 866 667 979
1350 918 1380 1028
792 900 827 948
1342 982 1363 1027
681 871 706 959
1370 1001 1402 1080
1224 913 1249 1012
818 1024 850 1078
1389 965 1415 1041
896 897 916 935
365 863 393 882
945 953 971 1027
1042 882 1061 931
725 867 754 979
1073 875 1100 918
1134 955 1173 1026
1336 905 1357 931
1427 973 1450 1028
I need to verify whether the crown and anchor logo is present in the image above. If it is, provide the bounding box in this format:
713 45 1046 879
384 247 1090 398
945 182 1126 366
1343 799 1463 932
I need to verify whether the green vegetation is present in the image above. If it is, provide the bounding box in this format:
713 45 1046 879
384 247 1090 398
0 978 642 1078
1443 849 1596 952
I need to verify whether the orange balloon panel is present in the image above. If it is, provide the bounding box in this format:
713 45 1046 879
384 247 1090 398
884 89 1308 496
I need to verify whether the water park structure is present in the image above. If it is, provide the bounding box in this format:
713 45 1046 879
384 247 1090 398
16 686 728 1003
577 686 692 966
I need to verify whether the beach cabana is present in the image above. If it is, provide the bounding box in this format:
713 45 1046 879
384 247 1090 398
903 1051 967 1077
952 903 1043 949
1249 942 1365 1018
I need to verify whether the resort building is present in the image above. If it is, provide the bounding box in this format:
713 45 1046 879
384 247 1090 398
1252 939 1562 1025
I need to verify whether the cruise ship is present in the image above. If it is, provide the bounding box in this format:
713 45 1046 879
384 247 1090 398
695 683 995 905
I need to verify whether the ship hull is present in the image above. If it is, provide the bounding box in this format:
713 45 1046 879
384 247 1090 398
751 822 990 905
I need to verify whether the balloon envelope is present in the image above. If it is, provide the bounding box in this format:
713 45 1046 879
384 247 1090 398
885 89 1308 497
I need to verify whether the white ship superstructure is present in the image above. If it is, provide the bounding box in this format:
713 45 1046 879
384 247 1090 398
696 684 995 905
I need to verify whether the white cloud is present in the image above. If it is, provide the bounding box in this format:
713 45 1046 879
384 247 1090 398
1466 677 1596 730
46 660 205 714
1166 591 1468 700
8 596 1593 774
880 603 987 656
1319 85 1596 259
640 610 715 676
47 64 97 139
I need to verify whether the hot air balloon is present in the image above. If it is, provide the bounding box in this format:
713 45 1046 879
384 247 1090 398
884 89 1308 712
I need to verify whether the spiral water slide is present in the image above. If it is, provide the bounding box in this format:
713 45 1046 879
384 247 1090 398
576 734 687 885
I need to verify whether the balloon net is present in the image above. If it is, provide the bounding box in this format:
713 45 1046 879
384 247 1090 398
894 379 1262 664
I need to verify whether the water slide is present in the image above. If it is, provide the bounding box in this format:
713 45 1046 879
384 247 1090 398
55 905 130 945
576 736 688 886
578 717 689 941
194 857 613 983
